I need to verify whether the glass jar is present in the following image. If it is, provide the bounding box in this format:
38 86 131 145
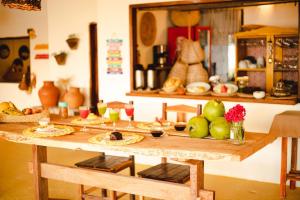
58 101 68 118
231 121 245 145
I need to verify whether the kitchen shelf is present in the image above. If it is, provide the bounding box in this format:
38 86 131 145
274 68 298 72
237 68 266 72
126 92 298 105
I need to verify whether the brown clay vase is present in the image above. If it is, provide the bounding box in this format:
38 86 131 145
64 87 84 109
38 81 60 108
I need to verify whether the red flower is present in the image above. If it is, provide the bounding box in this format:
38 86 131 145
225 104 246 122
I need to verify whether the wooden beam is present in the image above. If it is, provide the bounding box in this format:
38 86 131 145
32 145 48 200
89 23 99 114
36 163 214 200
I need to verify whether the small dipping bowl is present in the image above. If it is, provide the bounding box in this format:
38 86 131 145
150 127 164 138
253 91 265 99
174 122 186 131
38 117 50 126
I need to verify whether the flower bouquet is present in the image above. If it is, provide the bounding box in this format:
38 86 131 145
224 104 246 145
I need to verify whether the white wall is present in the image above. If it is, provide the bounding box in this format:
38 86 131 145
0 0 49 108
47 0 98 105
244 3 298 28
98 0 300 185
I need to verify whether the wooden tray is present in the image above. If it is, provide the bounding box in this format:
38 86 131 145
268 95 297 100
186 91 211 96
132 89 159 94
211 92 237 97
237 93 254 98
159 90 185 95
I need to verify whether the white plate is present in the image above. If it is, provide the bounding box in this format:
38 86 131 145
186 82 210 94
213 83 238 95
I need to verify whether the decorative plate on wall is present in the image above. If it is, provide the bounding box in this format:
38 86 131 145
140 12 156 46
19 45 30 60
0 44 10 59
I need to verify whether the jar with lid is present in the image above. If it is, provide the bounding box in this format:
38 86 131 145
58 101 68 118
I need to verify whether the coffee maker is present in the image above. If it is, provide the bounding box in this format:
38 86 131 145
146 45 170 89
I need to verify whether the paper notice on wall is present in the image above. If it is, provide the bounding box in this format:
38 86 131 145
106 39 123 74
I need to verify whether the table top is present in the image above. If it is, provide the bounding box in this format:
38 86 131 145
0 116 277 161
269 110 300 138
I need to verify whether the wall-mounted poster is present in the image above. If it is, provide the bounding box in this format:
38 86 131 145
106 38 123 74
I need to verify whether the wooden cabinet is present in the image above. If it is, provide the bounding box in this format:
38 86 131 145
235 27 298 96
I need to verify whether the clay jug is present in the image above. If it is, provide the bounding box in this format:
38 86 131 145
64 87 84 109
38 81 60 108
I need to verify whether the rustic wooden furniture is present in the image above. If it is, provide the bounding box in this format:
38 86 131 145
137 103 203 199
0 118 278 200
76 100 135 200
269 111 300 199
234 27 298 94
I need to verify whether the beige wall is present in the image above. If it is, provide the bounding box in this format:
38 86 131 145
0 0 49 107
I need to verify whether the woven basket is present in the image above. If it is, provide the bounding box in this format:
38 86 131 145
167 60 188 85
170 10 201 27
186 63 209 85
181 39 205 64
0 110 49 123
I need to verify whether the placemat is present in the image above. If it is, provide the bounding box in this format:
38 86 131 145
23 125 75 138
89 132 144 146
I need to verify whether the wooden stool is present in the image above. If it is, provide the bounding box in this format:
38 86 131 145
75 100 135 200
75 153 135 200
138 163 190 183
269 111 300 199
138 103 203 199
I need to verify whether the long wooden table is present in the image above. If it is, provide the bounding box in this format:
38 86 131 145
0 117 277 200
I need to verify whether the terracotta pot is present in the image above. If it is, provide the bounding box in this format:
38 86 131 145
64 87 84 109
38 81 60 108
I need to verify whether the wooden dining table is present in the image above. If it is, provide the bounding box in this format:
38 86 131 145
0 115 277 200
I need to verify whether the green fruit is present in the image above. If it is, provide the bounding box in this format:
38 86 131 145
188 116 209 138
209 117 230 140
203 100 225 122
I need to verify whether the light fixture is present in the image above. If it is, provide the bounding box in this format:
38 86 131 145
1 0 41 11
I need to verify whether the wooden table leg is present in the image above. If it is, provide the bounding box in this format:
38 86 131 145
280 137 287 199
189 160 204 199
290 138 298 190
32 145 48 200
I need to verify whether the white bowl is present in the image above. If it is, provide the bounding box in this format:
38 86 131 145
186 82 210 94
253 91 265 99
213 83 238 94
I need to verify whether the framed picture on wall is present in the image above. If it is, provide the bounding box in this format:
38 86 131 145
0 36 30 83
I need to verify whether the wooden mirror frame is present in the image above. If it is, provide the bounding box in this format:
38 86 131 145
129 0 300 102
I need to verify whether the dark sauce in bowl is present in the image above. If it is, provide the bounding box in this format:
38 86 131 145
174 124 186 131
150 130 164 137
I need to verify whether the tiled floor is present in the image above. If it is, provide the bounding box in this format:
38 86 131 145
0 140 299 200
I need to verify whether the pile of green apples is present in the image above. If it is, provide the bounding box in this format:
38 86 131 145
187 100 230 140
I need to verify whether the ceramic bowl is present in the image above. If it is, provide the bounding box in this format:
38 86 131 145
174 122 186 131
253 91 265 99
150 130 164 137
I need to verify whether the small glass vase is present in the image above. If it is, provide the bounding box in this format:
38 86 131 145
231 121 245 145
